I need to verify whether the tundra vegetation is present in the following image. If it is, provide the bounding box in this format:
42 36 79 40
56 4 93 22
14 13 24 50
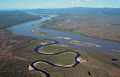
0 9 120 77
37 8 120 43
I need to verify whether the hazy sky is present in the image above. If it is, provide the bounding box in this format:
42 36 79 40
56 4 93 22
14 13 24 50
0 0 120 9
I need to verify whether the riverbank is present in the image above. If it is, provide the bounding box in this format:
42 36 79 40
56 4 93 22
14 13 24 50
69 40 102 47
0 29 120 77
6 12 120 77
39 14 120 44
41 27 120 44
65 30 120 44
0 11 41 29
31 44 120 77
31 30 52 36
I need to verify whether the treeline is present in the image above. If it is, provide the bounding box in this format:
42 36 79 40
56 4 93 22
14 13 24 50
0 11 41 29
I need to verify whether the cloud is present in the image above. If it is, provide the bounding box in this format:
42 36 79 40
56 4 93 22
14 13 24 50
76 0 81 2
86 0 92 2
45 3 57 6
71 1 75 3
0 4 8 7
71 0 93 3
4 4 8 6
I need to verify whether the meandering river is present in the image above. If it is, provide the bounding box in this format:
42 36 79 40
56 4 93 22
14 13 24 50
10 12 120 77
31 39 81 77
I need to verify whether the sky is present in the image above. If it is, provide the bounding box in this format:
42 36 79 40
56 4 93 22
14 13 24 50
0 0 120 9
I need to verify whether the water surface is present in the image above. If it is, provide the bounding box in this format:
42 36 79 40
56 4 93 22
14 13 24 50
11 13 120 54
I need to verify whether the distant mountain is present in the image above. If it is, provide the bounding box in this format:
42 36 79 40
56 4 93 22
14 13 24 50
29 7 120 16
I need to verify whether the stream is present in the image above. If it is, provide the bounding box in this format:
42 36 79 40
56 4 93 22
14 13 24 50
10 12 120 77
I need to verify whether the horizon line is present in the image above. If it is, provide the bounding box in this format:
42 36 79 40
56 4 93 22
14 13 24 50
0 6 120 10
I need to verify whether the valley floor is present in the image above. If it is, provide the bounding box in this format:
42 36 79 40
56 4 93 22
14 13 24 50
0 30 120 77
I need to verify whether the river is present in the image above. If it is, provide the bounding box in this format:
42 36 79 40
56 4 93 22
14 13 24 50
11 13 120 54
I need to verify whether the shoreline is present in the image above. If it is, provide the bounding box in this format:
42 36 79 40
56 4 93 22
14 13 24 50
1 17 41 30
40 27 120 44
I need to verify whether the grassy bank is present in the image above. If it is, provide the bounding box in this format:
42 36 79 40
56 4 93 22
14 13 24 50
0 31 120 77
34 45 120 77
40 14 120 43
